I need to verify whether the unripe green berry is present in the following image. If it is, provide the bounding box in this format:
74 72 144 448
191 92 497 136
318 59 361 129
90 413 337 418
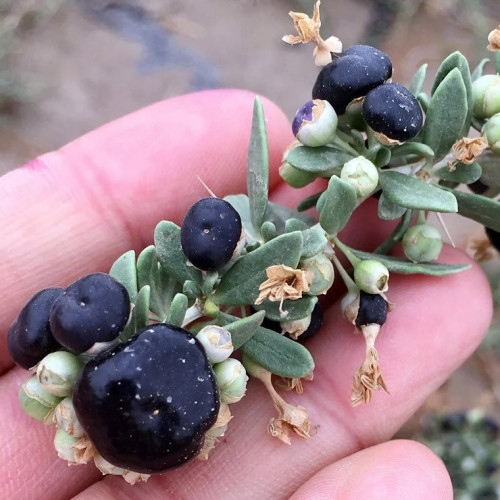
196 325 233 364
279 161 316 188
21 374 63 411
54 428 81 463
472 75 500 119
213 358 248 404
292 99 338 147
353 259 389 294
402 223 443 263
37 351 84 397
18 382 57 423
482 112 500 154
301 254 334 295
340 156 379 197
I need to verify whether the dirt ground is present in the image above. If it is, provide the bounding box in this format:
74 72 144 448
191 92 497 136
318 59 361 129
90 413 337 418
1 0 500 453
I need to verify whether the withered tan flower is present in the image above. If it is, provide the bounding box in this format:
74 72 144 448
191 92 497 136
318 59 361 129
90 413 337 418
255 265 309 311
451 136 488 165
71 436 96 464
351 324 389 406
488 25 500 51
282 0 342 66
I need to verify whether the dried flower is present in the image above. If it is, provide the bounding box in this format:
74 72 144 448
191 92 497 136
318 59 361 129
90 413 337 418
243 355 310 444
452 136 488 165
282 0 342 66
487 25 500 51
351 324 389 406
255 265 310 317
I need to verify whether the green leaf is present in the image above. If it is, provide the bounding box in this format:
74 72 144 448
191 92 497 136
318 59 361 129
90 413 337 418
261 221 277 242
409 63 428 95
297 191 322 212
154 221 202 287
390 142 435 161
471 58 490 81
212 232 303 306
137 245 178 320
430 51 472 135
477 151 500 189
109 250 138 303
301 224 328 259
120 285 150 342
248 97 269 237
378 192 407 220
447 188 500 231
254 295 317 322
166 293 188 327
435 162 482 185
422 68 468 162
224 194 260 244
285 218 308 232
240 327 315 378
374 147 391 168
379 171 458 213
417 92 429 113
286 144 354 176
265 200 317 232
350 249 470 276
218 311 265 350
319 176 358 235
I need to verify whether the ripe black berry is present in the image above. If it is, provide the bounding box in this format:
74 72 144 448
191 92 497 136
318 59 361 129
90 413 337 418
355 291 388 327
486 227 500 252
362 83 423 142
50 273 130 353
73 324 219 473
7 287 64 370
312 45 392 115
181 197 242 272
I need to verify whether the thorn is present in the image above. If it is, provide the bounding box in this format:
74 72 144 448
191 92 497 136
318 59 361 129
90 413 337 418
196 176 218 198
436 212 456 248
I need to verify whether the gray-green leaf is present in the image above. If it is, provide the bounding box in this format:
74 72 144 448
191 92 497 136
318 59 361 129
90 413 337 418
137 245 178 320
109 250 138 303
254 295 317 322
248 97 269 237
471 58 490 81
240 328 315 378
120 285 150 342
422 67 468 162
166 293 188 327
154 221 202 287
350 249 470 276
379 171 458 213
447 188 500 232
301 224 328 259
435 162 482 185
212 231 303 306
378 192 407 220
225 194 260 244
409 63 428 95
319 176 358 235
218 311 265 350
286 144 353 176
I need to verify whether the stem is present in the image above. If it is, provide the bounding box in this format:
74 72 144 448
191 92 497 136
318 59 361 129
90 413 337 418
331 135 360 157
330 251 358 293
331 236 361 267
374 209 413 255
417 210 426 225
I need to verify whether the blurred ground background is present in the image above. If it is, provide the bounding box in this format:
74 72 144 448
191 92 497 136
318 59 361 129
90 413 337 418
1 0 500 496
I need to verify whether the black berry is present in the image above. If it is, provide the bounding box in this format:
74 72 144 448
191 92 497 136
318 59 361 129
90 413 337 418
486 227 500 252
181 197 242 272
50 273 130 353
7 287 64 370
312 44 392 115
362 83 423 142
73 324 219 473
355 291 388 327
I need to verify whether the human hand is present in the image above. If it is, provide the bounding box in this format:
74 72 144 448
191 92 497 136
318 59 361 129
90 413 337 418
0 90 492 499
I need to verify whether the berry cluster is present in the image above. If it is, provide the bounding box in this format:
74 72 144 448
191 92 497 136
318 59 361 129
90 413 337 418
8 1 500 485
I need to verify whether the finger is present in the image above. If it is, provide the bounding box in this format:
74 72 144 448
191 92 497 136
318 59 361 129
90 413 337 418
289 440 453 500
72 246 491 499
0 89 292 373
